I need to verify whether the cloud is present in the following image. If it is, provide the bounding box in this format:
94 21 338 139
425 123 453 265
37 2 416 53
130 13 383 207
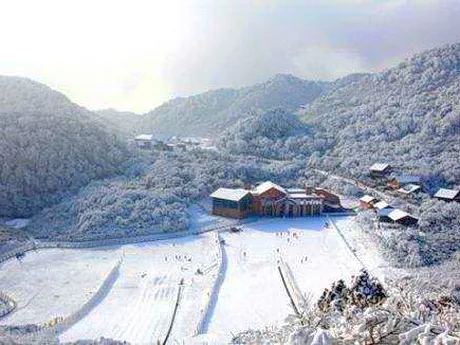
1 0 460 112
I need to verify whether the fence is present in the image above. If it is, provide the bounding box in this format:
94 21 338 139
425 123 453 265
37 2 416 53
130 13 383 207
279 260 307 315
10 256 123 341
162 278 184 345
327 215 366 269
194 232 224 335
0 291 17 319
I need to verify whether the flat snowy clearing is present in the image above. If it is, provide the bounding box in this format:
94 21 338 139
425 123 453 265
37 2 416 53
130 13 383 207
205 216 363 342
0 248 119 325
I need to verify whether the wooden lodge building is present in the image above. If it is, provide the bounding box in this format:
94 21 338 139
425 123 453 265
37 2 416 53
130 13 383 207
134 134 156 149
369 163 392 179
378 208 418 227
210 181 343 219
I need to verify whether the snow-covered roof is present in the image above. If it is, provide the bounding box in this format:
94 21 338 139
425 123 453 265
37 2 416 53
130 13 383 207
434 188 459 200
398 184 421 194
374 201 390 210
254 181 287 195
360 195 376 203
370 163 390 172
388 209 415 221
210 188 250 201
289 193 319 199
287 188 306 194
134 134 154 141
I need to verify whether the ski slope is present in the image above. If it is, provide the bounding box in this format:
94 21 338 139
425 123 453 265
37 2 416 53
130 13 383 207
205 217 363 342
0 216 368 344
59 233 219 344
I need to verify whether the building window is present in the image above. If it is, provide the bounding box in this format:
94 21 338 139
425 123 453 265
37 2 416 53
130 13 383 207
213 198 238 209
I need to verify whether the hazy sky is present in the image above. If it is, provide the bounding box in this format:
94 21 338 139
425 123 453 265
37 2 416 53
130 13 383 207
1 0 460 113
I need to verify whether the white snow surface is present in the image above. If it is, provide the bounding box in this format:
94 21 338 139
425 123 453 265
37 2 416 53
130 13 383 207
0 216 381 345
205 217 363 342
0 248 119 325
4 218 30 229
59 233 219 344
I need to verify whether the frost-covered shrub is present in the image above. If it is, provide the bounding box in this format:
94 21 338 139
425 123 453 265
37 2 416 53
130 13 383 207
302 43 460 190
28 150 308 240
218 108 312 160
28 179 189 240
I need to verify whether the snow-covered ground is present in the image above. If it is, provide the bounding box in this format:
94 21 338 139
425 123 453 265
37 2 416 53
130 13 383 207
0 248 120 325
59 233 219 344
332 216 403 283
204 217 363 342
0 216 380 344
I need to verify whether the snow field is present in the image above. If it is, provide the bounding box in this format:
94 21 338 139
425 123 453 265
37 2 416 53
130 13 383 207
0 216 371 345
205 217 363 342
60 232 220 344
332 216 402 283
0 248 120 325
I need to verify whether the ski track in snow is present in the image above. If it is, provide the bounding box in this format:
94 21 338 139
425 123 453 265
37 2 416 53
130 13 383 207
0 216 378 344
59 234 218 344
205 217 363 343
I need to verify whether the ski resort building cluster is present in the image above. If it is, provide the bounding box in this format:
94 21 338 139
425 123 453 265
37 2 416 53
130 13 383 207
359 194 418 226
210 181 344 219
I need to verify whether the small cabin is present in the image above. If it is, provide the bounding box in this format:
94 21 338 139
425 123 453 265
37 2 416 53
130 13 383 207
359 195 377 209
134 134 156 149
369 163 392 179
397 184 421 195
373 200 391 211
210 188 252 219
434 188 460 203
378 208 417 226
387 209 418 226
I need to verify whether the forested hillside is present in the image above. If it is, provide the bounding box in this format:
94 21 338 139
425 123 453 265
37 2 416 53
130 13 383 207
0 77 128 218
95 108 141 138
140 74 329 137
218 108 311 159
302 43 460 188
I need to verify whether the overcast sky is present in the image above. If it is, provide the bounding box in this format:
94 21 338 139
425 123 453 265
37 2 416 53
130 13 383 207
1 0 460 113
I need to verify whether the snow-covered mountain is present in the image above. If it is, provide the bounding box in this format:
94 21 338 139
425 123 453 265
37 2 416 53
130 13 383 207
0 77 128 218
140 74 329 138
302 43 460 187
94 108 141 138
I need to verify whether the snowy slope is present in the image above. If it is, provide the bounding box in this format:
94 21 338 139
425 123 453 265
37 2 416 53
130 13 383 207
0 216 372 344
59 233 219 344
205 217 363 342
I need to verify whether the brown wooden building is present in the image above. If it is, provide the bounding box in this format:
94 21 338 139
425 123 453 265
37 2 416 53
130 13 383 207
210 181 342 219
388 174 421 190
378 208 418 226
210 188 252 219
369 163 392 179
359 195 377 209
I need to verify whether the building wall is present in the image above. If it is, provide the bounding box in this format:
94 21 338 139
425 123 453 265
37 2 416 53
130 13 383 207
360 201 374 209
252 188 287 215
315 188 340 206
395 217 418 226
212 195 252 219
